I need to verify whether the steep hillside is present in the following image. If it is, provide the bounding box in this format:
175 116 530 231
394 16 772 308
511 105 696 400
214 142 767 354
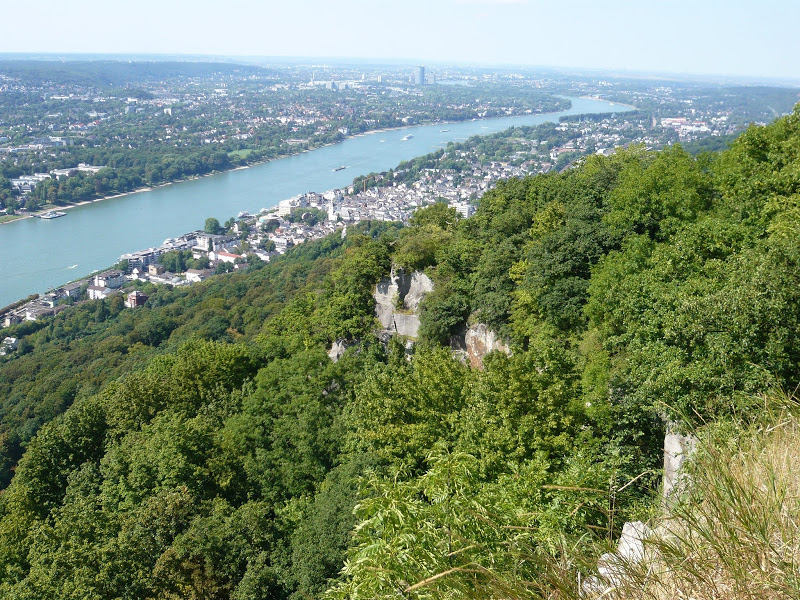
1 106 800 599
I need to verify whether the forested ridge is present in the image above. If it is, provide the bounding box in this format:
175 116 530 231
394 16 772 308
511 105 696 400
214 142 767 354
1 105 800 599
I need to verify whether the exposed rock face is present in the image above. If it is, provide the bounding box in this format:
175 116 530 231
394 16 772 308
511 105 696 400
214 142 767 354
373 268 433 339
405 271 434 312
463 323 511 369
373 270 510 366
391 314 421 338
663 428 697 501
616 521 652 563
327 339 352 363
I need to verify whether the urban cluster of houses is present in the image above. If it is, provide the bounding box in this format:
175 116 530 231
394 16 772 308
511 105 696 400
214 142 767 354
1 269 150 329
275 177 480 224
1 148 533 336
660 116 714 138
0 172 486 334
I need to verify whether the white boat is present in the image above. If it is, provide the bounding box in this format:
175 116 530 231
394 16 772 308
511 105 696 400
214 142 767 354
401 134 414 141
39 211 66 219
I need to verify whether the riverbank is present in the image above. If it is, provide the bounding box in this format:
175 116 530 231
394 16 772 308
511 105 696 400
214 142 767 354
0 188 155 226
1 101 580 227
0 166 274 226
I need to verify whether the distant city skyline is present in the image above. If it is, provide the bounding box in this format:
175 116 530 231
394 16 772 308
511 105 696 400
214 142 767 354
1 0 798 83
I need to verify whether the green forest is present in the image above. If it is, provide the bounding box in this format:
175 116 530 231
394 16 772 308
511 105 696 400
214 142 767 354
1 104 800 599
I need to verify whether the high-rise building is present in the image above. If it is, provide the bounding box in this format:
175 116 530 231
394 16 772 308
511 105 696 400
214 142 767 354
414 65 425 86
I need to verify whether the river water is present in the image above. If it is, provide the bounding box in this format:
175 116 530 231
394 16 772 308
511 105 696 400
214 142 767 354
0 97 629 307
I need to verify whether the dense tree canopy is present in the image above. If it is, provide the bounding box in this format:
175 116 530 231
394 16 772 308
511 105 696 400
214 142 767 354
1 106 800 598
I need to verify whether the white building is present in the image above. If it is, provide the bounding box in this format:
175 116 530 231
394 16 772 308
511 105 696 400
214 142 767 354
94 270 125 289
450 201 476 219
87 285 113 301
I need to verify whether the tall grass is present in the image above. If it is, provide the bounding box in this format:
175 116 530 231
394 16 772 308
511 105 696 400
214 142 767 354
577 397 800 600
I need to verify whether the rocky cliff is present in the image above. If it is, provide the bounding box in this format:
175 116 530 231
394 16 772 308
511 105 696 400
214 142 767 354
373 268 434 339
450 323 511 369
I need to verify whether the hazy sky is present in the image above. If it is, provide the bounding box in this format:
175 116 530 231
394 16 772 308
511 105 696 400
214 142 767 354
3 0 797 80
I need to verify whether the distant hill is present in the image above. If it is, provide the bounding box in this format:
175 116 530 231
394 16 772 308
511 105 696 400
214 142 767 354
0 59 275 87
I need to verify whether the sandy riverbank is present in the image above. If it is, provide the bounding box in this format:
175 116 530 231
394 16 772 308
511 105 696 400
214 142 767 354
578 96 638 110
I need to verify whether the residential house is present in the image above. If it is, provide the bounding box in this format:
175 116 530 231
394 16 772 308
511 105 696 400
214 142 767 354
0 337 18 356
61 281 84 298
185 268 213 283
212 251 243 264
194 233 234 253
25 305 55 321
3 314 22 327
148 272 183 286
124 290 148 308
120 248 161 270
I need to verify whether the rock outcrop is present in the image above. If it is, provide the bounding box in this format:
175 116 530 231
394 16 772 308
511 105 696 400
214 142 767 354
327 339 353 363
453 323 511 369
582 521 654 596
404 270 434 312
581 426 700 596
663 428 697 502
373 270 510 368
373 268 433 339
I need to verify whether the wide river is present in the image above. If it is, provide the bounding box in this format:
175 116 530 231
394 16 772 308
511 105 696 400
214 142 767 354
0 97 629 307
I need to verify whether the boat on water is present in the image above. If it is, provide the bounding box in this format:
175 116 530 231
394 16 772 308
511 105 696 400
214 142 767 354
401 134 414 141
440 129 450 132
39 211 66 219
333 166 347 172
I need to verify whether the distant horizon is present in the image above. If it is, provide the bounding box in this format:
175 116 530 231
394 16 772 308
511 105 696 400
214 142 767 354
1 51 798 89
2 0 797 83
